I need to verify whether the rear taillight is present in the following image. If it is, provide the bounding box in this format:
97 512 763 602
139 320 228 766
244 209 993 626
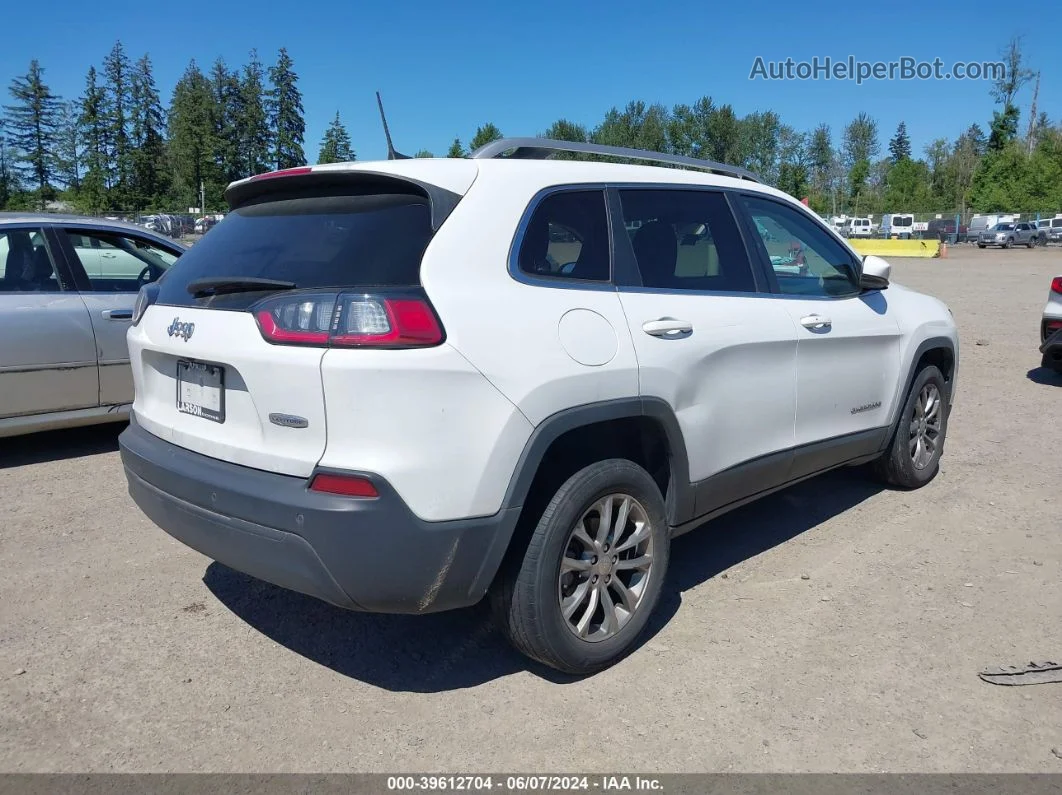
309 473 378 498
250 166 313 181
1051 277 1062 294
252 291 444 348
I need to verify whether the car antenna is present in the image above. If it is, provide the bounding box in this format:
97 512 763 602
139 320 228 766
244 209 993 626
376 91 410 160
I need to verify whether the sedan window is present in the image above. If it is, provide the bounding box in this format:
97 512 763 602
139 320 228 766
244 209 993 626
0 229 62 293
64 230 180 292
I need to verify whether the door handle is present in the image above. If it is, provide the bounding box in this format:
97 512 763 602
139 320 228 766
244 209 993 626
100 252 117 258
102 309 133 320
642 318 693 337
799 314 832 331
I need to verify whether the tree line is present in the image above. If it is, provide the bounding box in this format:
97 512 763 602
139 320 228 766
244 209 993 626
2 38 1058 217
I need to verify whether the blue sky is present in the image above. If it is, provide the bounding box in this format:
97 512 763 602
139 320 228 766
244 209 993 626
2 0 1057 163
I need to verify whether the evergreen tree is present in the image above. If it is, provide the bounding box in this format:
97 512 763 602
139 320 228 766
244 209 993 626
129 54 167 208
237 50 271 176
0 122 16 208
446 137 465 158
167 60 218 210
267 48 305 169
55 100 81 192
888 121 912 163
469 122 502 152
4 60 62 209
316 111 354 164
413 149 434 158
78 66 109 212
103 41 132 206
210 58 242 184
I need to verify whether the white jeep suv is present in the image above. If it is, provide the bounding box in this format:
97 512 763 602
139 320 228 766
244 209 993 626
119 138 958 674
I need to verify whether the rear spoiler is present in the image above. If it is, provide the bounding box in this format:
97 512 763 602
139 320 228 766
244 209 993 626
223 169 463 231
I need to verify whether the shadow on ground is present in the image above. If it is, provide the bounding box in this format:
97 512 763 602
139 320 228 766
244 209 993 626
1026 366 1062 387
0 422 125 469
204 467 883 693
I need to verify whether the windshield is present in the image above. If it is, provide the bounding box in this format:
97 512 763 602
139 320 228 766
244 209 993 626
995 224 1014 231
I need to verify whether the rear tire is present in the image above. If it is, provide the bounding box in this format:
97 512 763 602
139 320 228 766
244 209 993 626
873 365 949 489
1043 352 1062 373
491 459 670 675
1027 238 1035 248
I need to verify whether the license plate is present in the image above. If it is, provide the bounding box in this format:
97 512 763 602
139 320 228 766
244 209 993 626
177 360 225 423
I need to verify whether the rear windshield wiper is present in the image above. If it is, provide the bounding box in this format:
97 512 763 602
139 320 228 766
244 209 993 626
187 277 296 297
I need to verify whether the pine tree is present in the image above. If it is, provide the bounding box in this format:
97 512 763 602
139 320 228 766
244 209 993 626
267 48 305 169
55 100 81 192
103 41 132 206
4 60 62 209
210 58 242 184
167 59 218 210
413 149 434 158
469 122 502 152
237 50 271 176
888 121 912 163
0 121 17 208
316 111 354 164
129 54 167 209
78 66 109 212
446 137 465 158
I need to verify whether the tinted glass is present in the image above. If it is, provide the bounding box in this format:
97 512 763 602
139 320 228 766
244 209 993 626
618 189 755 292
741 195 860 297
64 230 179 292
0 229 60 293
517 190 610 281
156 193 435 309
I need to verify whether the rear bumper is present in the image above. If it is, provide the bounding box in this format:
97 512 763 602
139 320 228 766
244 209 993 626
120 418 520 614
1041 327 1062 357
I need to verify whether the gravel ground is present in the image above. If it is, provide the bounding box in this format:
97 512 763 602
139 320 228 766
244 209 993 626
1 247 1060 773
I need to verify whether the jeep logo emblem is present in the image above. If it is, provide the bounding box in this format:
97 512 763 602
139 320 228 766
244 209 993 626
167 317 195 341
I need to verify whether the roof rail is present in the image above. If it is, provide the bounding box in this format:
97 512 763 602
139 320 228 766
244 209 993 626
469 137 762 183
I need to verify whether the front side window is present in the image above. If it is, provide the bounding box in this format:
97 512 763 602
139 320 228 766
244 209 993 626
741 195 860 297
617 189 756 292
517 190 610 282
65 230 179 292
0 229 60 293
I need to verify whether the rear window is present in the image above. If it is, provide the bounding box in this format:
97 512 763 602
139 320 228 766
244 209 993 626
155 193 434 309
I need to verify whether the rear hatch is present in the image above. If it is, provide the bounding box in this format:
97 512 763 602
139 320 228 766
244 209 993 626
128 164 476 476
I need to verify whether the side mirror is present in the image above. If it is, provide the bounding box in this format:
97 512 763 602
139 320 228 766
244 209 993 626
860 254 891 291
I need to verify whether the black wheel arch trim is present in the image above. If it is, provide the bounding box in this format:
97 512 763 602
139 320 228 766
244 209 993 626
500 397 695 526
881 335 956 451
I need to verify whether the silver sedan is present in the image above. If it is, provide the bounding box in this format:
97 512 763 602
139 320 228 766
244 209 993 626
0 213 185 437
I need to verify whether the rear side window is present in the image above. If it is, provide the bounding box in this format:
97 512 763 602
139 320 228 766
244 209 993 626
156 193 434 309
618 189 756 292
516 190 610 282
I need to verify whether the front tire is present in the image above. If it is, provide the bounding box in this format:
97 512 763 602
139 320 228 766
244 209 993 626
491 459 670 675
977 243 986 249
1003 238 1013 249
873 365 949 489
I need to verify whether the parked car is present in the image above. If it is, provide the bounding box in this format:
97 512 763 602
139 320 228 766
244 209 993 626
925 218 968 241
1041 276 1062 372
977 221 1040 248
0 213 185 438
880 213 914 239
966 214 1016 242
1037 216 1062 245
118 138 958 674
842 217 873 237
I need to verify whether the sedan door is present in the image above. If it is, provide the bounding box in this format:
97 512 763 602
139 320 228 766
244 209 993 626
611 188 799 518
736 194 903 479
0 226 99 421
55 227 182 406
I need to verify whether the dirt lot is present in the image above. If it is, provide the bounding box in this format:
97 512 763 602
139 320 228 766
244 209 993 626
1 247 1060 773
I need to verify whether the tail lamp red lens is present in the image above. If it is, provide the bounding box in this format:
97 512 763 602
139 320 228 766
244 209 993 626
252 292 444 348
1051 277 1062 294
309 473 379 498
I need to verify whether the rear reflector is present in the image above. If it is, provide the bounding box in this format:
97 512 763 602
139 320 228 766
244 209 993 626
1051 277 1062 294
309 473 379 498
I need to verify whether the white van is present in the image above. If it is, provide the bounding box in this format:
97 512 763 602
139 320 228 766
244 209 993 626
881 213 914 239
967 214 1017 242
844 217 873 237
